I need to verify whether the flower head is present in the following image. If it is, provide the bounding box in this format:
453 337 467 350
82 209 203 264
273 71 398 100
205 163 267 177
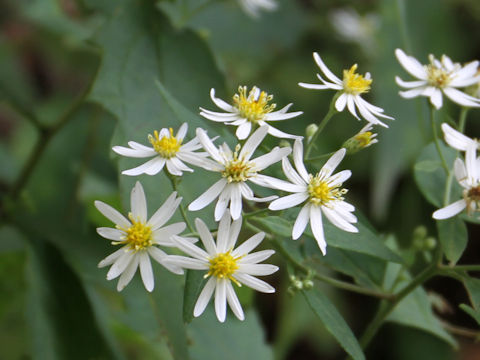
165 214 278 322
395 49 480 109
268 140 358 254
433 145 480 219
342 123 378 154
299 52 393 127
112 123 208 176
238 0 277 18
200 87 303 140
94 182 188 292
188 126 294 221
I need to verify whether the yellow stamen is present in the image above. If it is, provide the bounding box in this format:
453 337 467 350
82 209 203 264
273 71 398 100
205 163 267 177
148 128 181 158
207 251 241 285
426 56 451 88
233 86 276 123
308 175 347 206
221 145 253 182
355 131 374 147
343 64 372 95
116 214 153 251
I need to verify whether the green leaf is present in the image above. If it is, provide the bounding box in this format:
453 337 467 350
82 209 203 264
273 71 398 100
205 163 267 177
255 215 402 263
183 270 208 323
459 304 480 327
187 308 273 360
302 288 365 360
462 277 480 311
436 217 468 264
26 239 117 360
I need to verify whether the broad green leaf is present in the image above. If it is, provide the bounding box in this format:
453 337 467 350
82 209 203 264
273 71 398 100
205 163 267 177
188 307 273 360
302 288 365 360
462 277 480 311
436 217 468 264
26 239 117 360
254 215 402 263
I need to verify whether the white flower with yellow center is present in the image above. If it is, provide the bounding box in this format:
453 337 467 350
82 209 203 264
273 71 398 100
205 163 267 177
268 140 358 255
433 145 480 219
200 87 303 140
299 52 393 127
441 123 479 152
395 49 480 109
342 123 378 154
238 0 277 18
112 123 208 176
94 182 190 292
189 126 294 221
165 214 278 322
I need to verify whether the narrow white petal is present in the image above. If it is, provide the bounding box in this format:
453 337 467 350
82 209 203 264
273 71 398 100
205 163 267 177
194 277 216 317
131 181 147 222
236 121 252 140
466 143 478 182
443 87 480 108
298 82 331 90
215 185 231 221
269 192 309 211
196 128 223 163
148 192 180 230
239 249 275 264
320 148 346 178
238 264 279 276
250 174 305 193
454 158 468 186
112 146 156 158
322 206 358 233
442 123 476 151
230 186 243 221
327 170 352 187
139 252 154 292
128 141 153 152
210 88 235 112
346 95 360 120
176 123 188 141
163 255 208 270
430 88 443 109
292 204 310 240
98 247 127 268
94 201 130 228
265 125 302 140
313 52 342 84
432 199 467 219
189 178 227 211
399 87 428 99
395 49 428 80
117 255 139 291
195 218 217 255
215 279 227 322
152 222 187 246
395 76 428 89
172 235 210 260
144 158 166 175
232 232 265 257
253 146 291 171
107 251 133 280
96 227 124 241
293 139 310 183
239 126 268 161
122 157 163 176
310 205 327 255
335 93 348 112
226 282 244 321
216 213 231 253
233 273 275 293
148 247 184 274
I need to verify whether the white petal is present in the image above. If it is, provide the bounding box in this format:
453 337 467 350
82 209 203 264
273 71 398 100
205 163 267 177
239 126 268 161
293 139 310 183
112 145 156 158
335 93 348 112
227 216 242 251
148 247 184 274
395 49 428 80
107 251 133 280
98 247 127 268
152 222 187 246
96 227 124 241
250 174 305 193
320 148 346 178
395 76 428 89
443 87 480 108
94 201 130 228
298 82 331 90
269 192 309 211
454 158 468 186
163 255 208 270
292 204 310 240
310 205 327 255
195 218 217 255
117 255 139 291
216 213 231 253
176 123 188 141
139 251 154 292
313 52 342 84
282 157 305 185
130 181 147 222
226 282 244 321
233 273 275 293
172 235 210 260
430 88 443 109
346 95 360 120
230 186 242 221
432 199 467 219
143 157 166 176
232 232 265 257
189 178 227 211
327 170 352 187
122 157 163 176
215 185 231 221
399 87 428 99
264 125 301 140
238 263 279 276
194 277 216 317
442 123 476 151
466 143 478 182
196 128 223 163
322 206 358 233
252 146 291 171
210 88 235 112
148 192 181 230
239 249 275 264
236 121 252 140
215 279 227 322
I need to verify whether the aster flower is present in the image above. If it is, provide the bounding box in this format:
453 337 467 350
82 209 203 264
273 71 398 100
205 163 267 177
441 123 479 152
112 123 207 176
189 126 294 221
94 182 188 292
342 123 378 154
395 49 480 109
299 52 393 127
200 87 303 140
433 145 480 219
238 0 277 18
268 140 358 255
165 214 278 322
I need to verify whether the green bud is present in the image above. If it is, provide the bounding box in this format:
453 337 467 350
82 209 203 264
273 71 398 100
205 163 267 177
278 140 291 149
413 225 428 241
425 237 437 250
303 279 314 290
306 123 318 139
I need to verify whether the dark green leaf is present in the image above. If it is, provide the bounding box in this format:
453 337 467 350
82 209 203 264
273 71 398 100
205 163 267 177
436 217 468 264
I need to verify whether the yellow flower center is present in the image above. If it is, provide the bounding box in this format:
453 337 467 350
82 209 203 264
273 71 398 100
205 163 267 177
148 128 181 158
426 64 451 88
117 214 153 251
308 175 347 205
343 64 372 95
355 131 374 147
233 86 276 123
221 145 253 182
208 251 240 283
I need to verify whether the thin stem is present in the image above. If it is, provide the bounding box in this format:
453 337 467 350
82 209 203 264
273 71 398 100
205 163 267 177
439 264 480 272
245 220 393 300
458 107 469 133
440 320 480 340
305 151 336 163
429 105 450 175
166 173 195 233
305 96 338 159
243 208 270 219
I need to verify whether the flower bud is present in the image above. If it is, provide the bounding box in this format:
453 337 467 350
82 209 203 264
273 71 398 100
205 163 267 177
278 140 291 149
306 123 318 140
342 124 378 154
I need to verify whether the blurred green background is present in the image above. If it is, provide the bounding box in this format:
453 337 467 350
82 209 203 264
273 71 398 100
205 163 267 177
1 0 480 359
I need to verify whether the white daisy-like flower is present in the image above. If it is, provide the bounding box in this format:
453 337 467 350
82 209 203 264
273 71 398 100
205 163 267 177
112 123 207 176
165 214 278 322
395 49 480 109
299 52 393 127
342 123 378 154
94 181 189 292
238 0 277 18
189 126 294 221
433 144 480 219
200 87 303 140
441 123 479 152
268 140 358 255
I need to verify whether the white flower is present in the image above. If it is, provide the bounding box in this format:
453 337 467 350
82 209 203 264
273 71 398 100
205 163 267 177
94 181 189 292
441 123 479 152
299 52 393 127
395 49 480 109
238 0 277 18
200 87 303 140
165 214 278 322
112 123 208 176
433 145 480 219
189 126 294 221
268 140 358 255
342 123 378 154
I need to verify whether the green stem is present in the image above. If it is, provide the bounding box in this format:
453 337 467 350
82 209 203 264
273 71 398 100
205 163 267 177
439 264 480 272
458 107 469 133
244 220 393 300
429 106 450 175
305 151 336 163
305 97 338 159
166 173 194 233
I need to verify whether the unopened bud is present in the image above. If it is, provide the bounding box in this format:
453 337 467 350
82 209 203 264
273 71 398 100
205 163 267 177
425 237 437 250
306 123 318 140
413 225 428 241
278 140 291 149
303 279 314 290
